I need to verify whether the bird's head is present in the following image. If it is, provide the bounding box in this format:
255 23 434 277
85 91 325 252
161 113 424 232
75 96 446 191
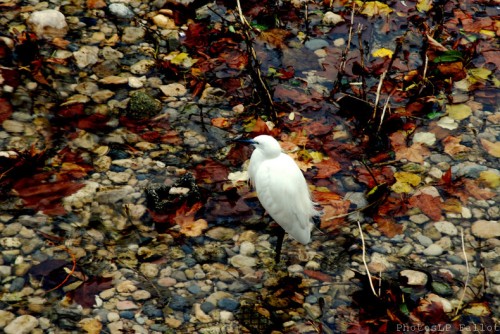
248 135 282 158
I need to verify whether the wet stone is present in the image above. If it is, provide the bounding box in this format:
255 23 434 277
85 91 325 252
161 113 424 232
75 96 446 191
169 294 192 311
73 46 100 68
471 220 500 239
4 315 39 334
28 9 68 40
122 27 146 44
218 298 239 311
127 91 162 119
109 3 135 19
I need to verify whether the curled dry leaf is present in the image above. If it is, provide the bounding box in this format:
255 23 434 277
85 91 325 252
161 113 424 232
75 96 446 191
480 139 500 158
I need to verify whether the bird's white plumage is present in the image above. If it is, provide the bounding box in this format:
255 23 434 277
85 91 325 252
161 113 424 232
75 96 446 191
247 135 319 244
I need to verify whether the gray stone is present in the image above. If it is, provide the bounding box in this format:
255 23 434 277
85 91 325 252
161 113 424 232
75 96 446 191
471 220 500 239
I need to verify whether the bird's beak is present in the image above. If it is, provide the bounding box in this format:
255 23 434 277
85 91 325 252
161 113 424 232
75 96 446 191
231 137 256 145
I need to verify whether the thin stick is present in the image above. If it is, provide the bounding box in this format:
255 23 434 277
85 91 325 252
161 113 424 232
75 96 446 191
372 70 387 120
357 221 379 297
455 227 470 316
377 90 393 133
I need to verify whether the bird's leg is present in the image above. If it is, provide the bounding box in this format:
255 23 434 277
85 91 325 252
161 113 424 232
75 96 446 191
274 228 285 263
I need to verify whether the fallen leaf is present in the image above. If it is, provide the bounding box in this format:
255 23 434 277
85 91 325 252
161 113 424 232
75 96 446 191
443 135 470 156
446 103 472 120
395 143 431 164
409 193 443 221
478 170 500 188
417 0 433 12
356 0 393 17
437 116 458 130
480 139 500 158
462 179 496 200
71 277 113 308
194 159 229 183
413 132 436 146
373 215 403 237
180 218 208 237
314 159 342 178
442 198 462 214
211 117 232 129
304 270 333 282
391 171 421 193
372 48 393 58
258 28 291 49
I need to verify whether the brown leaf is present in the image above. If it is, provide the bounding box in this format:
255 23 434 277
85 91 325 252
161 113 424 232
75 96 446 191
258 28 291 49
304 270 333 282
395 143 431 164
71 277 113 308
443 135 470 156
0 97 13 123
314 159 342 178
371 215 403 237
194 159 229 184
408 193 443 221
462 179 495 200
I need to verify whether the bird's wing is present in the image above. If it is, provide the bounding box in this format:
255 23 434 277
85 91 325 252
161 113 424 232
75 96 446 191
253 154 316 244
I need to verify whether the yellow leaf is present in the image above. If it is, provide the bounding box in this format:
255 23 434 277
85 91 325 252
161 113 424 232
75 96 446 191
391 181 413 194
392 172 421 193
478 170 500 188
446 104 472 120
170 52 188 65
479 29 495 37
356 0 393 17
416 0 433 12
394 171 421 186
372 48 393 58
469 67 492 81
480 139 500 158
310 151 324 163
170 52 198 68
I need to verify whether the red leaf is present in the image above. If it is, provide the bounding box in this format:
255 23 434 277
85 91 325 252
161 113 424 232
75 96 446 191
194 159 229 183
71 277 113 308
0 98 13 123
408 193 443 221
304 270 333 282
314 159 342 179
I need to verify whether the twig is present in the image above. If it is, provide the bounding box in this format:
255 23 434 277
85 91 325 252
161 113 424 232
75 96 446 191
356 23 366 100
46 244 77 293
377 90 393 133
235 0 276 120
357 220 379 297
372 69 387 120
419 54 429 95
455 227 470 316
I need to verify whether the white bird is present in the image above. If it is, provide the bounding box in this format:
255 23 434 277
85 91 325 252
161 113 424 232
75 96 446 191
239 135 320 260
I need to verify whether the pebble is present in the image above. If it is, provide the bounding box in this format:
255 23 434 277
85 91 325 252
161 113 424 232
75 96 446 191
304 39 329 51
73 46 100 68
193 303 212 323
229 254 256 268
206 227 235 241
109 3 135 19
433 221 458 236
160 83 187 97
471 220 500 239
400 270 428 286
122 27 146 44
27 10 68 40
4 315 38 334
423 244 444 256
217 298 239 311
416 234 433 247
239 241 255 256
